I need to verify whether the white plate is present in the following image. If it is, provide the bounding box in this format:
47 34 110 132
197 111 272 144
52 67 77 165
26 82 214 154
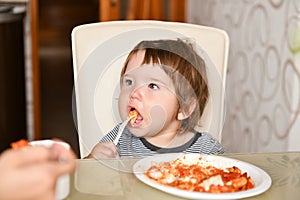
133 153 272 200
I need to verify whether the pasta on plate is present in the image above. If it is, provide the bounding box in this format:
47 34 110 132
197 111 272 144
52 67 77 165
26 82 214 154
145 155 254 193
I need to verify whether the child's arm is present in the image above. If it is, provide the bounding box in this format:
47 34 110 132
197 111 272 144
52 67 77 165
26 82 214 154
84 124 122 159
85 142 119 159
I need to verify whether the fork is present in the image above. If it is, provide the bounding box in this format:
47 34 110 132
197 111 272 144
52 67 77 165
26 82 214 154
113 116 133 145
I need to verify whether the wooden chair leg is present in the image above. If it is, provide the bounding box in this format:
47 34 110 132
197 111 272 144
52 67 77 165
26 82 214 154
126 0 138 20
150 0 164 20
169 0 186 22
99 0 121 21
103 0 186 22
141 0 151 19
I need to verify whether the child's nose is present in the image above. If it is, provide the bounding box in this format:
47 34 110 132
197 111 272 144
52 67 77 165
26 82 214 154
130 85 145 101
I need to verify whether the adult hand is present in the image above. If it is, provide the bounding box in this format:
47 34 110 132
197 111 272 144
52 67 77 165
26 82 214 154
86 142 119 159
0 143 77 200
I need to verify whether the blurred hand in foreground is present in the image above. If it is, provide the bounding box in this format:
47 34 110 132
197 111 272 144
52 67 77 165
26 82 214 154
0 142 77 200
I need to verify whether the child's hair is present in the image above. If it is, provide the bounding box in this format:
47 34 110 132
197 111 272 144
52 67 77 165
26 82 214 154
120 38 209 134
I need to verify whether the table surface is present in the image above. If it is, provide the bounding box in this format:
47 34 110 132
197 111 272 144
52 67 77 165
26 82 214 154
65 151 300 200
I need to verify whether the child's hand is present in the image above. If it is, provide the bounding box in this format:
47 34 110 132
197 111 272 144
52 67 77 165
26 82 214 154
86 142 119 159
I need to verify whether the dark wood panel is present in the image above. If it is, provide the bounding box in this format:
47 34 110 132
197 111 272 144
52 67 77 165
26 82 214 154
0 12 27 152
39 0 99 47
38 0 99 156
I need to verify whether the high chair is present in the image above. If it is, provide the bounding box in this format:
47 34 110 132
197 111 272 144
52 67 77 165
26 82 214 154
71 20 229 158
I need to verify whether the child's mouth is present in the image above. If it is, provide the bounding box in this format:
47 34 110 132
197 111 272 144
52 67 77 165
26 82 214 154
128 108 142 127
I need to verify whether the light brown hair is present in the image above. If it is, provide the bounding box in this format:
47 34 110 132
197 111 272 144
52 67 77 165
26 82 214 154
120 38 209 134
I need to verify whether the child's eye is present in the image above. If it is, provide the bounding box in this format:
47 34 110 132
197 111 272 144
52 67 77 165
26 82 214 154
148 83 159 90
123 78 133 86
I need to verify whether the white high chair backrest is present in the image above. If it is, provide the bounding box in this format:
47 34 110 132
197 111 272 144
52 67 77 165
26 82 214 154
71 20 229 158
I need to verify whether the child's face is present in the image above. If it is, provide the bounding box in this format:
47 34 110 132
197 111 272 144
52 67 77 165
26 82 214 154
118 50 181 138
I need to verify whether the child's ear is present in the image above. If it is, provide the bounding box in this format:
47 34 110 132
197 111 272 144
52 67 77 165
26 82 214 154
177 98 197 120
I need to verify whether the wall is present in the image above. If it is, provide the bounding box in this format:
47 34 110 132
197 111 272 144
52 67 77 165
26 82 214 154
187 0 300 152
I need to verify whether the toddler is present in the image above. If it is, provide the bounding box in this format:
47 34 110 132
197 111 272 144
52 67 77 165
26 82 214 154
86 38 224 158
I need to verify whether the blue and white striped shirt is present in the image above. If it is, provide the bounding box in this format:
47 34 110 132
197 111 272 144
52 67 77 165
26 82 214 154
100 123 224 157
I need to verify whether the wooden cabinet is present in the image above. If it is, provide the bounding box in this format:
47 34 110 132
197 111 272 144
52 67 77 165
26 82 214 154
30 0 99 156
0 6 27 152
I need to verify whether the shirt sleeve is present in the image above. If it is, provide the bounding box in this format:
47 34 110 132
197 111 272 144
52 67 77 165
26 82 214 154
210 139 225 154
189 132 225 155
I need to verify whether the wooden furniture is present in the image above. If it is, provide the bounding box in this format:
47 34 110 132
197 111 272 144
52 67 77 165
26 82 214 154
29 0 40 139
28 0 99 156
0 4 27 152
99 0 186 22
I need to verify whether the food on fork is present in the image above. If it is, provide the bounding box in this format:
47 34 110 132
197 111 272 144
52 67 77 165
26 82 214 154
145 155 255 193
129 109 138 126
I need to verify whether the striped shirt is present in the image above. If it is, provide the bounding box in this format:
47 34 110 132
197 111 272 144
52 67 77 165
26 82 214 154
100 123 224 157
